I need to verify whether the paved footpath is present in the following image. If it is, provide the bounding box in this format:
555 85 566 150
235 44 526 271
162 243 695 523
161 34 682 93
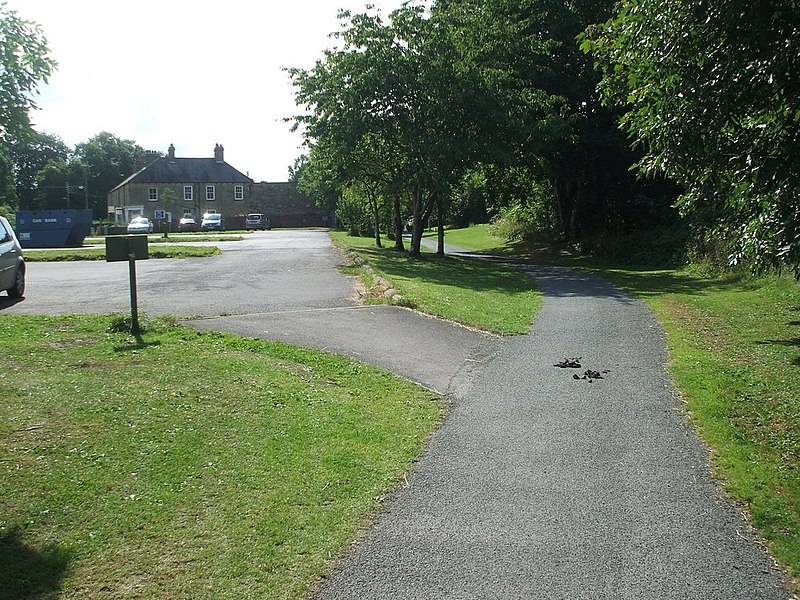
310 254 791 599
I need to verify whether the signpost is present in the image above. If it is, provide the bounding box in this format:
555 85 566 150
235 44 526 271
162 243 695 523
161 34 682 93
106 236 149 334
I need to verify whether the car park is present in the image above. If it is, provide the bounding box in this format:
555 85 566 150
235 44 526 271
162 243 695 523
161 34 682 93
0 216 25 298
201 213 225 231
245 213 271 230
177 215 198 232
127 216 153 234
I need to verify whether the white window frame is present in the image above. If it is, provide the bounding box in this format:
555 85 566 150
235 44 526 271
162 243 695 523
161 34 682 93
184 186 193 201
148 187 158 201
206 185 215 201
234 185 244 200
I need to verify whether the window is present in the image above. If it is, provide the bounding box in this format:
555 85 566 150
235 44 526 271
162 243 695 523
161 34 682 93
184 186 193 201
234 185 244 200
206 185 215 201
148 187 158 201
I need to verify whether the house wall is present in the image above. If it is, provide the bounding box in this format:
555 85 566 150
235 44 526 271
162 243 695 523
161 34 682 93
109 181 335 229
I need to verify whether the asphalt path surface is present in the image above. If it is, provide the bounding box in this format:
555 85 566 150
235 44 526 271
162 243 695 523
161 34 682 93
3 232 791 597
313 253 791 599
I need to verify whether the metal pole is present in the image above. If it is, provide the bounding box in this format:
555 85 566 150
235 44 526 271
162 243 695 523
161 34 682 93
128 255 140 335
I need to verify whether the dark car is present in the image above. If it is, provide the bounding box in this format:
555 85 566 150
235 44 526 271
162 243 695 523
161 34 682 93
245 213 271 230
201 213 225 231
0 216 25 298
178 215 198 232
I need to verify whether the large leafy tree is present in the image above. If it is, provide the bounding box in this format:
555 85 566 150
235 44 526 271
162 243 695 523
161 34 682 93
74 132 143 218
289 3 501 257
0 2 57 143
0 2 57 209
10 130 68 209
584 0 800 273
436 0 647 243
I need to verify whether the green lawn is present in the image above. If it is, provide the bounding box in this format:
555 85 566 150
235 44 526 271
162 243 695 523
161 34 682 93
438 225 800 584
0 316 442 599
331 231 541 335
23 245 222 261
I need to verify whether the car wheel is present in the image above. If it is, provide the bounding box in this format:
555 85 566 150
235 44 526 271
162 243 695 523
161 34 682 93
7 263 25 298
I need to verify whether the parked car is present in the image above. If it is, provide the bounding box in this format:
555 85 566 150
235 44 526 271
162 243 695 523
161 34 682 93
177 215 198 232
0 216 25 298
127 216 153 234
245 213 271 230
201 213 225 231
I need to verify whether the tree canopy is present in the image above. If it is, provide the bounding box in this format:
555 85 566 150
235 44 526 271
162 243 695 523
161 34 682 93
584 0 800 273
0 2 57 143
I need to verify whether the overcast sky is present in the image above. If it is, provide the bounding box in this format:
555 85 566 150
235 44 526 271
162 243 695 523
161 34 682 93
6 0 415 182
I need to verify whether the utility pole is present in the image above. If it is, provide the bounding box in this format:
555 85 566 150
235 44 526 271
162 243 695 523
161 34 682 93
84 169 89 210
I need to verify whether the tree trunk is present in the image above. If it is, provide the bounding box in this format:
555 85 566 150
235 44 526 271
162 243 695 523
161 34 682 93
436 191 445 256
393 194 405 251
409 188 424 258
370 191 381 248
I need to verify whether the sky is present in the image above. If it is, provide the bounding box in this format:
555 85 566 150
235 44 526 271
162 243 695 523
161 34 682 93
5 0 413 182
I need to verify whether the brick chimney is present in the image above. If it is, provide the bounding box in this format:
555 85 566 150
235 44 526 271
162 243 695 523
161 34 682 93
214 143 224 162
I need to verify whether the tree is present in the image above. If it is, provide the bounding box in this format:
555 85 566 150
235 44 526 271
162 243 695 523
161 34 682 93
0 143 16 208
160 188 177 237
584 0 800 273
10 130 69 210
289 3 501 257
74 132 143 218
0 2 57 144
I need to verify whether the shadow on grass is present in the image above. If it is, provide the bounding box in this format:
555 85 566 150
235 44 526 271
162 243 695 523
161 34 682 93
113 332 162 353
0 528 73 599
357 246 535 297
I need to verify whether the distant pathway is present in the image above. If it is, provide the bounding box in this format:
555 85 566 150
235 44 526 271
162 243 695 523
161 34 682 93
311 249 790 598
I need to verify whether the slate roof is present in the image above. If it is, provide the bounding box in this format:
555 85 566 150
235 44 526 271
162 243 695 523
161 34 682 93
110 157 253 192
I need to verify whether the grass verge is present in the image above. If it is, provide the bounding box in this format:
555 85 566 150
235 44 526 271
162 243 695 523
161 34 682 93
330 231 541 335
446 224 800 584
23 245 222 262
0 315 442 599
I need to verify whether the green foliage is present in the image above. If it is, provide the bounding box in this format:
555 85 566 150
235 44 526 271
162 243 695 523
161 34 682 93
335 191 372 237
0 203 14 226
0 3 57 143
584 0 800 275
9 131 69 210
74 132 144 218
0 143 16 208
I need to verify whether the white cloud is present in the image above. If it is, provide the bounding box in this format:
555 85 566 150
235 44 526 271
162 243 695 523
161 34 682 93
6 0 412 181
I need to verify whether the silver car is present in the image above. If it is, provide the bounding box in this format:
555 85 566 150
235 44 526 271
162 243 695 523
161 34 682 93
127 216 154 234
0 216 25 298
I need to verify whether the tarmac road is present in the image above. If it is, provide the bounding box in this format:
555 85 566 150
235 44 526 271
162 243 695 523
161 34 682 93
0 231 355 317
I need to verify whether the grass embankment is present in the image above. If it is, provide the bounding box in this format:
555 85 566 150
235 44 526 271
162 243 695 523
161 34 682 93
440 223 800 583
0 315 442 599
330 231 541 335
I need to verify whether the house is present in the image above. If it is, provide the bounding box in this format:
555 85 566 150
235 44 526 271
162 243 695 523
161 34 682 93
107 144 335 229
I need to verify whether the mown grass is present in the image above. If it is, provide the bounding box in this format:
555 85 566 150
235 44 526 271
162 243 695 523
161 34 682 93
23 245 222 262
430 224 512 253
330 231 541 335
446 225 800 583
0 315 442 599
